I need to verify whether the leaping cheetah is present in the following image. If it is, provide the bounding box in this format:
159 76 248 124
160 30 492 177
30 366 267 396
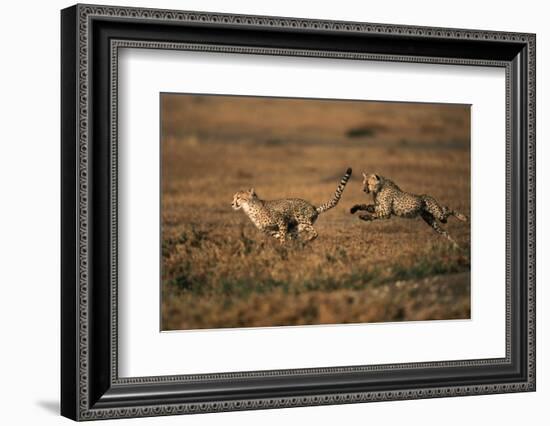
350 172 468 248
232 168 352 243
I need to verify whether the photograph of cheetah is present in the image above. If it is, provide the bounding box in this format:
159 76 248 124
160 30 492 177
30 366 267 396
350 173 468 248
161 93 471 330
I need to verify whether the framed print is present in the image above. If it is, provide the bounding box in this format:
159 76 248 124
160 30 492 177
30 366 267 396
61 4 536 421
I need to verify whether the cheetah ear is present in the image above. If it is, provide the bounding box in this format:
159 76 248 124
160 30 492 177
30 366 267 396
248 188 256 196
374 174 381 181
362 172 368 180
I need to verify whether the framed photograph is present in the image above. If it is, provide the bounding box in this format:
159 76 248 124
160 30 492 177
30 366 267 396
61 4 536 421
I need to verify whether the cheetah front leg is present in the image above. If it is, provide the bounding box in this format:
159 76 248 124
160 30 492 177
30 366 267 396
358 212 391 222
350 204 376 214
358 213 375 221
357 203 391 222
275 219 289 244
350 204 379 221
420 211 460 248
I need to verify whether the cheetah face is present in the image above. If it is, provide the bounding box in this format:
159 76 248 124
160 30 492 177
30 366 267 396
362 173 382 194
232 188 257 210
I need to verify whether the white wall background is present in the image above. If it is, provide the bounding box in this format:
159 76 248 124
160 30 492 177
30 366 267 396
0 0 546 424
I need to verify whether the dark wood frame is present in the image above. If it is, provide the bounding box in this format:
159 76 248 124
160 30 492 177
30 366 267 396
61 3 536 421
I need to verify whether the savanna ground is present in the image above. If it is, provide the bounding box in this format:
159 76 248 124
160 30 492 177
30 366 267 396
161 95 471 330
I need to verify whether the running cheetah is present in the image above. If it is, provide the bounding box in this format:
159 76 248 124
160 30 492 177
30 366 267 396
232 168 352 243
350 172 468 247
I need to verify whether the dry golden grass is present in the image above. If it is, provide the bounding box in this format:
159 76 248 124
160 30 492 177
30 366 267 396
161 95 471 330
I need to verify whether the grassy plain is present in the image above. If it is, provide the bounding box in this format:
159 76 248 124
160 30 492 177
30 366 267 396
160 95 471 330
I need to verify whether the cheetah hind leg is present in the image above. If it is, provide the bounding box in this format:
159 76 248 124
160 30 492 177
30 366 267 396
436 207 468 224
424 196 468 223
433 204 469 224
420 211 460 249
297 223 318 242
443 206 468 223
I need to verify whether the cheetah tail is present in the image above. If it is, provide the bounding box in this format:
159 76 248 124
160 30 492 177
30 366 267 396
316 167 352 214
453 210 469 222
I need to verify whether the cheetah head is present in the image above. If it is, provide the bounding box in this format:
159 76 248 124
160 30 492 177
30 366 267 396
232 188 257 210
362 172 382 194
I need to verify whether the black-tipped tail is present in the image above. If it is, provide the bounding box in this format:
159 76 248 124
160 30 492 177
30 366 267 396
316 168 352 214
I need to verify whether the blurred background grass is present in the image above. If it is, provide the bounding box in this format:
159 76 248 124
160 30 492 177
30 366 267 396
160 94 471 330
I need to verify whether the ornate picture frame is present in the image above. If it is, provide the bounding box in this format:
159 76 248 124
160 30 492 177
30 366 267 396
61 4 535 421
